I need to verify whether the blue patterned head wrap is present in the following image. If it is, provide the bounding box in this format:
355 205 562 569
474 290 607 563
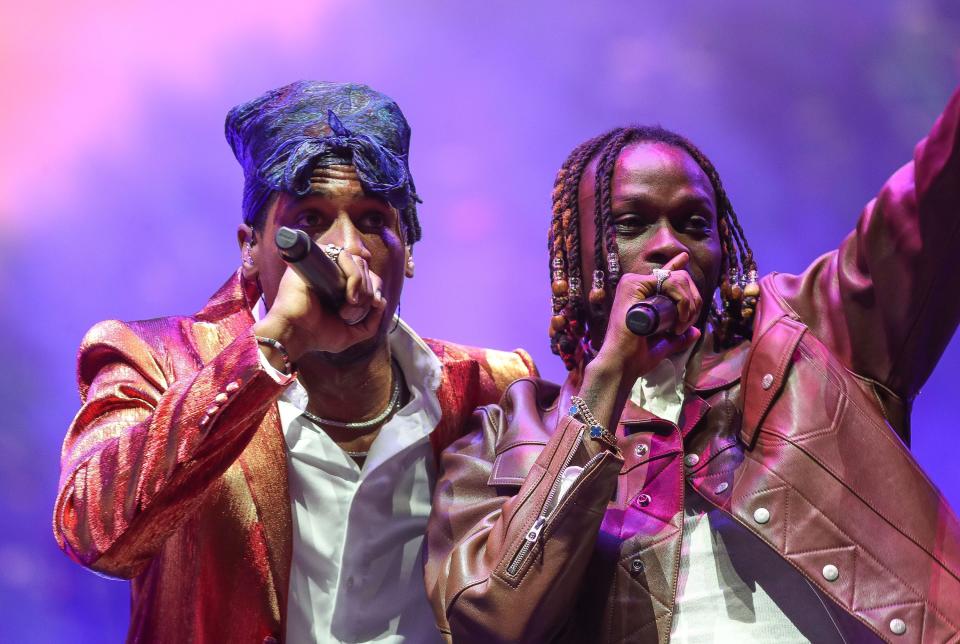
225 81 422 242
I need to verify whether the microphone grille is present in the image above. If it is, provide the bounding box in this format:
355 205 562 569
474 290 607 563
275 226 300 250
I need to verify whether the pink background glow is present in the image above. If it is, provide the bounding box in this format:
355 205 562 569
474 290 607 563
1 1 958 640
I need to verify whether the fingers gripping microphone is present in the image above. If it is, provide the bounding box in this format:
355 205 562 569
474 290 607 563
625 295 678 336
274 227 346 307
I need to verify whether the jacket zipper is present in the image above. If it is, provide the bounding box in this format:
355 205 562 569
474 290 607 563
507 428 607 577
663 451 687 639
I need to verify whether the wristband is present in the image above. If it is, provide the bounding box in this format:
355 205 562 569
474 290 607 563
255 336 295 375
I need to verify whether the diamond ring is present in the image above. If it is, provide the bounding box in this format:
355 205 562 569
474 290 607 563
652 268 671 295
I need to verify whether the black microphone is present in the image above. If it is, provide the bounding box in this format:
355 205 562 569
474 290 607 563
625 295 677 336
274 227 346 307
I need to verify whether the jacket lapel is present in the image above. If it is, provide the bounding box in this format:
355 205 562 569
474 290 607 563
237 407 292 626
684 331 751 394
190 271 292 623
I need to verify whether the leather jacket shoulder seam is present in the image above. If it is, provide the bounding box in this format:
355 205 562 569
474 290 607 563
846 368 903 402
767 271 912 400
502 377 553 412
848 367 907 432
763 271 799 319
793 344 923 486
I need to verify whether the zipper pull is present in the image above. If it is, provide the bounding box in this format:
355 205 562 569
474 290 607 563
525 516 547 542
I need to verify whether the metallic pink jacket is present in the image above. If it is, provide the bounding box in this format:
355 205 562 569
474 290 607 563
53 271 537 643
425 89 960 643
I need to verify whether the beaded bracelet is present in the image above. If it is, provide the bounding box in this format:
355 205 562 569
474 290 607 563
255 336 295 376
569 395 618 450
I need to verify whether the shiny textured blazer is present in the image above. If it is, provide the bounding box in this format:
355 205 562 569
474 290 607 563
425 89 960 644
53 271 537 643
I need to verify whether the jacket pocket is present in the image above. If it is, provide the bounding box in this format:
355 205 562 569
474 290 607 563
489 440 547 487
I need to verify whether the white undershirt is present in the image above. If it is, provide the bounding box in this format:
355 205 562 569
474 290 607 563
255 307 443 643
628 351 844 643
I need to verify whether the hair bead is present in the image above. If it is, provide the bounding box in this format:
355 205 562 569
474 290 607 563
552 279 569 297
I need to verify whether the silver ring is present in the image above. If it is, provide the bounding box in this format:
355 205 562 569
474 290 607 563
323 244 344 265
344 310 367 326
652 268 671 295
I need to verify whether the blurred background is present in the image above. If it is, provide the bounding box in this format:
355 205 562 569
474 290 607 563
1 0 958 640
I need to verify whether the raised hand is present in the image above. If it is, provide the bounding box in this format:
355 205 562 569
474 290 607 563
254 249 387 364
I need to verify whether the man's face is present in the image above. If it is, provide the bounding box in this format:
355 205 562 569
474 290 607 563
577 141 723 337
239 164 410 358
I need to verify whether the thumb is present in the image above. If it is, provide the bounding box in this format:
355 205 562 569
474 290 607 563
677 325 702 353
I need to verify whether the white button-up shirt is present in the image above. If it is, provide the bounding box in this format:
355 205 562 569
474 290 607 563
258 312 444 643
627 348 842 642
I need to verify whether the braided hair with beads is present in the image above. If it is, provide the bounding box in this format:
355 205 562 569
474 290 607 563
548 126 759 370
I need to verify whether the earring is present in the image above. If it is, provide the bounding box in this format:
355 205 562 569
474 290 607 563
243 243 254 267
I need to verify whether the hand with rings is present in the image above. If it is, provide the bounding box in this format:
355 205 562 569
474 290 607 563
652 268 671 295
254 240 387 360
322 243 345 265
587 252 704 381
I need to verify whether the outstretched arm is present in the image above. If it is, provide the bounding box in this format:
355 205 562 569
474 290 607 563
772 87 960 402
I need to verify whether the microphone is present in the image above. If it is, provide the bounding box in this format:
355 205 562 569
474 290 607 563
274 227 346 307
625 295 677 336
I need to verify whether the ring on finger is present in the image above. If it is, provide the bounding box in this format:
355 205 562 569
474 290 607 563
344 311 367 326
323 244 345 266
652 268 671 295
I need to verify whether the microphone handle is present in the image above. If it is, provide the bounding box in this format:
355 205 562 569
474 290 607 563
274 227 346 307
625 295 677 336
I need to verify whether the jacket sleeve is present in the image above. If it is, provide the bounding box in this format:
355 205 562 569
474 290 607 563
53 319 289 579
424 379 622 643
772 87 960 401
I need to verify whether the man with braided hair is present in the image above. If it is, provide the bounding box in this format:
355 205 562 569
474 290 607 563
425 88 960 642
53 81 537 642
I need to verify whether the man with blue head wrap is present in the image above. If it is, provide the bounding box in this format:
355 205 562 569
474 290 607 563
227 80 422 240
54 80 537 642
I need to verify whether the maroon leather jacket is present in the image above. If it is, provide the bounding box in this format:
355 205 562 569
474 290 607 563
425 89 960 644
